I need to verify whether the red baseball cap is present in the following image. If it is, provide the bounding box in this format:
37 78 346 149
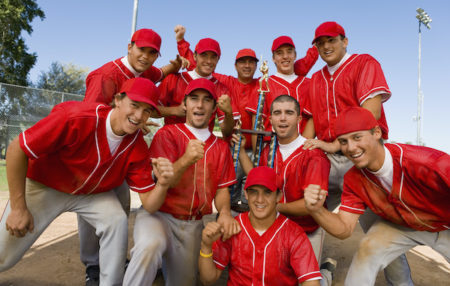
235 48 258 61
244 166 277 192
334 107 378 137
312 21 346 44
195 38 221 57
131 28 162 52
185 78 217 100
272 36 295 52
120 78 159 111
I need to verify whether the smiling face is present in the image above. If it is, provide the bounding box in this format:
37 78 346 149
194 51 219 77
184 88 216 129
315 35 348 67
110 95 153 135
245 185 281 229
127 43 159 73
272 44 296 75
337 127 384 171
270 99 301 144
235 57 257 83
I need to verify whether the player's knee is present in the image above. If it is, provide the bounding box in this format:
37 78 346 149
133 234 166 258
0 252 19 272
356 235 383 261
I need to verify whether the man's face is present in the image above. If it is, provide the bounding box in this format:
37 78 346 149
270 100 300 144
337 128 383 171
272 44 296 75
112 95 152 135
315 35 348 67
235 57 257 81
185 89 216 129
127 43 159 73
245 185 280 222
194 51 219 77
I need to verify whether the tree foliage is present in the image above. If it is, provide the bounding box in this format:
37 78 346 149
36 61 88 95
0 0 45 86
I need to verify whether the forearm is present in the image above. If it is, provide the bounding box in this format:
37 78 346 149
138 183 169 214
277 199 309 217
157 105 184 118
310 208 355 239
219 113 235 137
170 155 193 187
238 148 253 175
6 137 29 210
214 188 231 216
199 242 221 285
301 117 316 139
160 62 180 78
302 280 320 286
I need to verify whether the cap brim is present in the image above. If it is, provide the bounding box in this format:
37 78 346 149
312 32 341 44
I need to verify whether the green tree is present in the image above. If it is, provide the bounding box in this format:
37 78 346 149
0 0 45 86
36 62 88 95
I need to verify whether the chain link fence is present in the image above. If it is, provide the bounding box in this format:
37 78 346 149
0 82 84 159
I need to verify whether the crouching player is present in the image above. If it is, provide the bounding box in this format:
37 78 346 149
0 78 174 285
305 107 450 285
199 166 321 286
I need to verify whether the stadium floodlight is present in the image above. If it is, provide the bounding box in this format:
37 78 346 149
415 8 432 146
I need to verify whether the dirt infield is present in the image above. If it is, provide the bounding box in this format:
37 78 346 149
0 195 449 285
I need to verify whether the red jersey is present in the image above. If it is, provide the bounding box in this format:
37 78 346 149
246 75 311 135
304 54 391 142
340 143 450 232
260 142 330 233
84 57 163 104
157 72 240 131
214 74 259 149
19 102 154 195
148 124 237 217
212 212 321 285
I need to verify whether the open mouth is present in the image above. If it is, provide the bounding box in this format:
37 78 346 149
128 117 139 126
350 151 364 159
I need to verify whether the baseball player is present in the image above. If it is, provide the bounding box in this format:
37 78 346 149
80 28 187 285
235 95 334 286
298 22 412 284
84 28 186 105
304 107 450 286
123 78 240 286
175 25 317 148
157 32 240 137
199 166 321 286
0 78 174 286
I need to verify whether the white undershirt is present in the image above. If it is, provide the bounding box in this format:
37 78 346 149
275 72 297 84
106 110 125 155
121 57 142 77
327 53 351 76
368 146 393 192
188 70 213 80
184 123 211 142
278 135 306 161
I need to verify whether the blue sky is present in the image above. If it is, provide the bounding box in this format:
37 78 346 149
25 0 450 153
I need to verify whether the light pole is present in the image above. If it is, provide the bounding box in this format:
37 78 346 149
415 8 431 146
131 0 139 37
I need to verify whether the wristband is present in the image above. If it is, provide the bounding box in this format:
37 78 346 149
200 250 213 258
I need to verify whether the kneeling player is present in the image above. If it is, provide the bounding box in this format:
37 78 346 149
0 78 173 285
199 166 321 286
305 107 450 286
